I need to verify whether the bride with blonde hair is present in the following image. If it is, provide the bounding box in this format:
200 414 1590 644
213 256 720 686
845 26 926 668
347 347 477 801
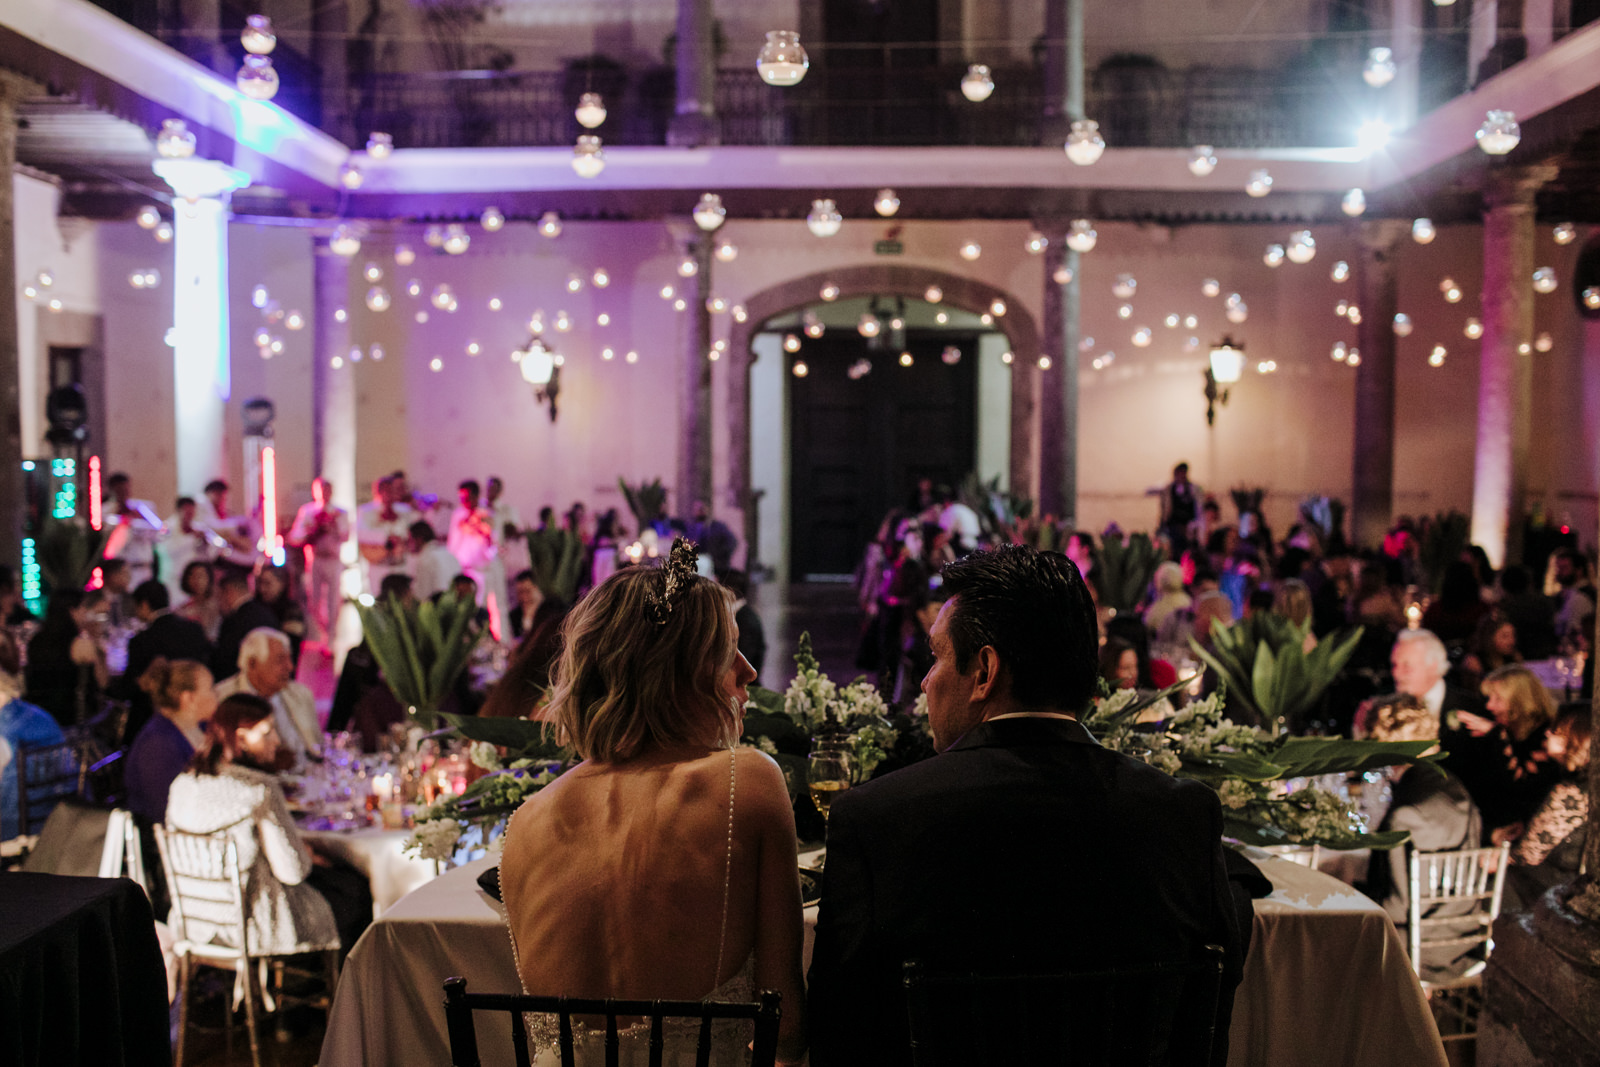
499 539 806 1065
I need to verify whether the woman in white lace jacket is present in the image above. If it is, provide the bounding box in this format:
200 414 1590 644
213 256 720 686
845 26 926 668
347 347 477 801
165 692 339 955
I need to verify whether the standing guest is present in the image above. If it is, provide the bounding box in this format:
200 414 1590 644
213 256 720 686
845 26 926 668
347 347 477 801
117 581 213 742
25 589 110 728
210 572 278 682
286 476 350 647
0 631 65 840
175 560 222 642
102 471 165 587
1422 560 1490 646
166 693 370 955
686 500 739 576
1497 564 1558 660
1548 548 1596 645
355 476 413 595
409 521 461 602
498 541 806 1065
935 487 982 557
1063 530 1095 582
1454 665 1564 841
1158 462 1202 553
195 479 259 576
486 476 530 584
508 570 544 641
157 496 213 604
215 628 321 770
590 509 624 589
125 658 214 824
722 570 766 686
448 480 502 636
875 525 927 696
808 546 1243 1066
255 565 308 669
100 558 134 629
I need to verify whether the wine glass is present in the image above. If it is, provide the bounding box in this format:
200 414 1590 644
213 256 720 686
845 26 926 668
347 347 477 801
807 750 853 827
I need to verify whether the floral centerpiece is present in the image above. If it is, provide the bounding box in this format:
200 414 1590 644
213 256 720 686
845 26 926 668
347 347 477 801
357 593 485 729
774 632 899 779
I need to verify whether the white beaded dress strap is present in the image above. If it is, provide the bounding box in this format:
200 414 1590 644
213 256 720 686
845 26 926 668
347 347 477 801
713 746 736 991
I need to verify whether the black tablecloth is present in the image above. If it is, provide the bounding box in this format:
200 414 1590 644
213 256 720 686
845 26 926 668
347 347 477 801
0 873 171 1067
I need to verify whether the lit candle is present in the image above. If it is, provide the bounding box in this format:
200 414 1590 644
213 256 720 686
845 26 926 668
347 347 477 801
371 773 393 800
1405 604 1422 630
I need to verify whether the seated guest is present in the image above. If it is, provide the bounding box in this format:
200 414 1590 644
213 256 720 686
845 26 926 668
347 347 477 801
722 569 766 686
125 658 214 825
1454 614 1520 692
499 540 806 1065
1497 564 1557 660
254 565 307 669
1360 694 1481 924
25 589 110 727
507 569 543 640
175 560 222 642
1099 636 1142 690
1 631 66 840
1143 561 1191 636
1104 614 1177 689
118 580 214 741
409 521 460 602
1375 630 1487 790
808 546 1243 1067
329 574 413 745
215 629 321 770
210 571 278 681
1457 665 1564 841
166 693 370 954
1509 707 1590 868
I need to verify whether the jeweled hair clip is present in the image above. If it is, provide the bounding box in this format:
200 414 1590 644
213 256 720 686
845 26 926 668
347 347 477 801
646 537 700 625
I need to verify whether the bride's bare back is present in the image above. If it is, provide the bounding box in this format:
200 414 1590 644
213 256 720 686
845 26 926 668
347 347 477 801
500 744 806 1057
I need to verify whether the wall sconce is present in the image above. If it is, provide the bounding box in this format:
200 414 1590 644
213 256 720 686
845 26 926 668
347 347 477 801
517 336 561 421
1205 337 1244 426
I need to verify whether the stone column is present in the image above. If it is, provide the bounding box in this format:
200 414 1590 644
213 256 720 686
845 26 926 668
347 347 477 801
312 0 353 146
675 228 714 514
1472 165 1558 568
668 0 718 147
153 159 251 497
1039 237 1081 524
1351 220 1407 549
312 239 356 518
0 74 33 573
1391 0 1422 130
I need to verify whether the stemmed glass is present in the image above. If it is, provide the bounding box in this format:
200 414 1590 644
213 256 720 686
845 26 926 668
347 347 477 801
807 747 853 867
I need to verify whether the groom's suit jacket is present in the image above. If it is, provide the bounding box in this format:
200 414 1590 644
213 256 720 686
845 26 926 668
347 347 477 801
807 715 1244 1067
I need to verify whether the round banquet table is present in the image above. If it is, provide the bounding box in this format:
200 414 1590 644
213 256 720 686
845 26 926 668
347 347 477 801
320 851 1448 1067
300 826 439 918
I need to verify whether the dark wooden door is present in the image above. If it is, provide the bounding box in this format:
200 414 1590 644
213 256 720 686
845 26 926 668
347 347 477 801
789 332 977 578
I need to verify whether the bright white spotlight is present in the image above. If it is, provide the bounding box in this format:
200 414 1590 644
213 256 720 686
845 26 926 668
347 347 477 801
1356 120 1391 155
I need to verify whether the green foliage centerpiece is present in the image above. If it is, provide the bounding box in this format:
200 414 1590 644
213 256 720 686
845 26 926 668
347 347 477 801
1091 531 1164 613
526 526 584 602
1189 615 1364 735
356 593 486 729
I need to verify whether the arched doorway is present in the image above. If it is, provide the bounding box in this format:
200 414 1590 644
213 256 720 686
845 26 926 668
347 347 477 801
727 265 1042 580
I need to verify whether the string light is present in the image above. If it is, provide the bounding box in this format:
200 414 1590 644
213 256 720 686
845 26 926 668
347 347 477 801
575 93 607 129
960 64 995 102
1187 145 1217 176
757 31 809 86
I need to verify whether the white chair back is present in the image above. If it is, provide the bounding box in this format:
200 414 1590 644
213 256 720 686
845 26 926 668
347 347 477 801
98 808 148 891
154 824 250 961
1406 843 1510 985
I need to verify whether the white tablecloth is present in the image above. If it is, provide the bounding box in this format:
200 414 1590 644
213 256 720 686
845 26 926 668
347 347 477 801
301 827 439 917
320 853 1448 1067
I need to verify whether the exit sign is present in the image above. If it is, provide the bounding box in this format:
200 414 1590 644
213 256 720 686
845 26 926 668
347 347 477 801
874 240 904 255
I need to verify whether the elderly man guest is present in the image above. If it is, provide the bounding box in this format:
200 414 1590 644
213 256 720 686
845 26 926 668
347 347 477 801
1382 629 1494 808
808 545 1243 1066
215 628 322 770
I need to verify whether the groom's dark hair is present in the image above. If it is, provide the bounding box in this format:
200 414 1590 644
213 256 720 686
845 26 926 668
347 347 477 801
939 545 1099 713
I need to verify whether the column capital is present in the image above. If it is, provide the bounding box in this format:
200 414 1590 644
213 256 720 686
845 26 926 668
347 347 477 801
1483 164 1561 211
1356 218 1410 253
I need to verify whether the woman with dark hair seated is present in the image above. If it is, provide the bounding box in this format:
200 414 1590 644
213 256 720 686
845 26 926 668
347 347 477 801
254 565 307 668
165 693 370 954
499 540 806 1064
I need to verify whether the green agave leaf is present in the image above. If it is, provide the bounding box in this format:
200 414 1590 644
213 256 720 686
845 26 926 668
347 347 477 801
746 685 786 716
1189 638 1263 723
1086 673 1199 731
1223 817 1411 852
1179 751 1289 783
437 711 568 760
1269 737 1443 779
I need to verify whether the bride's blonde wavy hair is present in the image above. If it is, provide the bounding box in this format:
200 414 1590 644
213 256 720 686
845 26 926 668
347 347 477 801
546 566 739 762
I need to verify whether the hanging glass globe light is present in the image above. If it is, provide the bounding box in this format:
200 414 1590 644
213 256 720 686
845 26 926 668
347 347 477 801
236 55 279 100
1331 260 1351 283
1581 286 1600 310
1464 317 1483 339
1112 274 1137 299
937 346 959 365
857 313 881 338
959 240 982 261
240 14 276 54
692 193 727 231
1347 350 1362 367
1444 284 1462 303
1347 305 1363 324
329 224 361 257
1066 219 1097 252
1336 299 1350 318
363 261 383 283
1331 342 1348 362
1226 301 1249 324
575 92 607 129
1052 266 1074 285
365 286 391 311
1553 222 1577 245
1201 278 1221 298
538 212 563 238
366 132 393 159
1117 304 1133 320
431 283 455 310
480 206 505 232
1264 244 1285 267
806 199 843 237
136 205 161 229
1341 188 1367 217
394 243 416 266
1188 145 1217 177
1412 217 1436 244
1132 327 1152 347
339 162 363 189
819 282 840 301
1475 109 1521 155
1534 332 1554 352
1393 312 1413 336
1245 169 1272 197
155 222 174 242
1287 231 1317 263
155 118 196 158
924 285 943 303
571 135 606 178
443 224 471 255
677 256 699 278
1532 266 1557 293
1363 47 1396 88
960 64 995 102
423 225 445 248
990 299 1007 317
715 242 738 262
1064 119 1106 165
873 188 901 217
783 334 802 353
1429 345 1447 367
757 31 809 87
1026 230 1048 254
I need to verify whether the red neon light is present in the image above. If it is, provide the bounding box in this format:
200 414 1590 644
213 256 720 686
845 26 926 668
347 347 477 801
486 590 502 643
88 566 103 590
261 446 279 556
88 456 102 531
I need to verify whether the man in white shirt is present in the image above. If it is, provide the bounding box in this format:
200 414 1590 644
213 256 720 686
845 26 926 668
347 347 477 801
195 479 259 574
287 477 351 645
157 496 217 603
448 480 504 638
410 521 462 602
486 475 528 595
214 627 321 770
936 488 983 557
355 476 414 595
102 471 165 587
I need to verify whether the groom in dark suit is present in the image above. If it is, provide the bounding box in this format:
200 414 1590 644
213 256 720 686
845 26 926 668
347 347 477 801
807 545 1244 1067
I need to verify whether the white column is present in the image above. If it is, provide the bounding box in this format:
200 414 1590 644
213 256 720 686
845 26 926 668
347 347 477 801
153 159 249 496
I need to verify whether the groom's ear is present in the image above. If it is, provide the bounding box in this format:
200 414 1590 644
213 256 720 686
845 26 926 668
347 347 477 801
971 645 1002 702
